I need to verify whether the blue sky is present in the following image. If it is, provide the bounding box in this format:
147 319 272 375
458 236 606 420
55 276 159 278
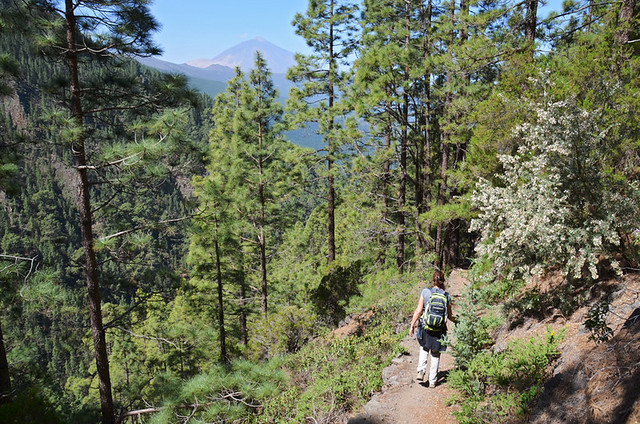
149 0 311 64
148 0 565 64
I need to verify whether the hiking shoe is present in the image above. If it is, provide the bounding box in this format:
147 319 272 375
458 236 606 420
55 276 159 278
416 370 425 381
428 381 437 388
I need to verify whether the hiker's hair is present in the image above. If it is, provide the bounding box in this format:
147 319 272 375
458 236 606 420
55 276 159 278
431 270 445 289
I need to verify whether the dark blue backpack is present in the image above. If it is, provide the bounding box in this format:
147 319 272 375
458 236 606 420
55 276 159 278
421 290 448 332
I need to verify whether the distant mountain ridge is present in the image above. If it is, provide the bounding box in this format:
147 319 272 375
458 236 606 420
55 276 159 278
186 36 296 74
136 37 295 99
136 57 236 81
136 38 323 150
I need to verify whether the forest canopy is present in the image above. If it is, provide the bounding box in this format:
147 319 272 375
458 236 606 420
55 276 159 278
0 0 638 422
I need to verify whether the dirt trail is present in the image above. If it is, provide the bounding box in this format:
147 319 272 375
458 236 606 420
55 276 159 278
346 269 468 424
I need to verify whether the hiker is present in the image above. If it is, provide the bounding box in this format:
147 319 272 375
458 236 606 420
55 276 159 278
409 270 455 388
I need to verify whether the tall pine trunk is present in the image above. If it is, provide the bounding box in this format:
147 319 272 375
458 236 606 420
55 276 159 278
239 269 248 346
213 218 228 363
378 119 392 265
397 98 408 272
434 140 449 269
258 120 268 317
435 0 456 270
414 115 425 255
64 2 114 422
327 0 337 264
617 0 636 44
396 0 412 272
417 0 434 256
0 320 11 405
524 0 538 52
443 0 470 269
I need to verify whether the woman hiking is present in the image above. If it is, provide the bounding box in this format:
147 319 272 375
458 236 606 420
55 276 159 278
409 270 455 388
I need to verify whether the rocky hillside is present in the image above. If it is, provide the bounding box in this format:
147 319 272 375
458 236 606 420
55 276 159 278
523 272 640 424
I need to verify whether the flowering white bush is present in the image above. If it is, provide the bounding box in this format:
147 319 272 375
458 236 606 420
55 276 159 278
471 90 640 280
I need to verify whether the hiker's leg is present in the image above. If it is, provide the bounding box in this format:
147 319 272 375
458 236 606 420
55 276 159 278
428 350 441 386
417 347 429 373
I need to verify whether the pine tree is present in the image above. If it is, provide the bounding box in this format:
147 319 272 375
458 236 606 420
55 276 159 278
0 2 21 195
354 0 414 271
287 0 359 264
19 1 194 422
0 320 9 406
0 1 25 406
237 52 287 317
190 54 295 358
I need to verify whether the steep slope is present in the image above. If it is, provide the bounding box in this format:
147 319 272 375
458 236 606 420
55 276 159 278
523 273 640 424
345 270 640 424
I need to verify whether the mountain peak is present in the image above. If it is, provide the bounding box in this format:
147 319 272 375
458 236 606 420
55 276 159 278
185 37 295 74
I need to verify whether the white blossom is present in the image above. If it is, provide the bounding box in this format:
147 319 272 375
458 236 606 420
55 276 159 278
471 82 640 281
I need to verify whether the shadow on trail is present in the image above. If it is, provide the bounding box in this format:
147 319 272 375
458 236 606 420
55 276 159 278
437 369 451 385
347 417 385 424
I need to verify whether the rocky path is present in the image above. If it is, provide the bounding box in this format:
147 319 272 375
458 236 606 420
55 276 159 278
346 269 468 424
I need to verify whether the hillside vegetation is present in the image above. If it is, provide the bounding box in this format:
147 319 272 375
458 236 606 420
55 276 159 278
0 0 639 423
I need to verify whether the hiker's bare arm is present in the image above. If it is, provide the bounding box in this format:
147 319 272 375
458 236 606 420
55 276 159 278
447 302 456 324
409 295 424 336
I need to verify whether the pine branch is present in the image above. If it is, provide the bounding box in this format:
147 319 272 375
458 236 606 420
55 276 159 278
0 254 39 283
101 215 191 241
115 407 163 424
114 327 180 349
103 292 157 330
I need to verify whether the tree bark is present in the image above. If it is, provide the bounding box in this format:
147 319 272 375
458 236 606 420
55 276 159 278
435 0 455 270
378 119 392 265
239 279 248 345
616 0 636 44
213 218 228 363
65 1 114 422
327 0 337 264
524 0 539 46
258 119 268 318
397 98 407 272
434 140 449 269
396 0 412 272
442 0 469 270
417 0 434 256
0 320 11 405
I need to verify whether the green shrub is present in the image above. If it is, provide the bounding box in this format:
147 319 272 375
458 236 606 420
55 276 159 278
248 305 317 360
584 299 614 343
310 260 363 326
477 277 525 305
448 328 564 424
451 287 501 369
451 263 504 368
0 388 64 424
256 323 404 423
255 272 411 423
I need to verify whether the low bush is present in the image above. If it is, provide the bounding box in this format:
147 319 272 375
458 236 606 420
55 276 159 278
255 322 404 423
451 263 504 368
253 271 412 423
451 286 502 369
149 359 286 424
448 328 563 424
248 305 317 360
